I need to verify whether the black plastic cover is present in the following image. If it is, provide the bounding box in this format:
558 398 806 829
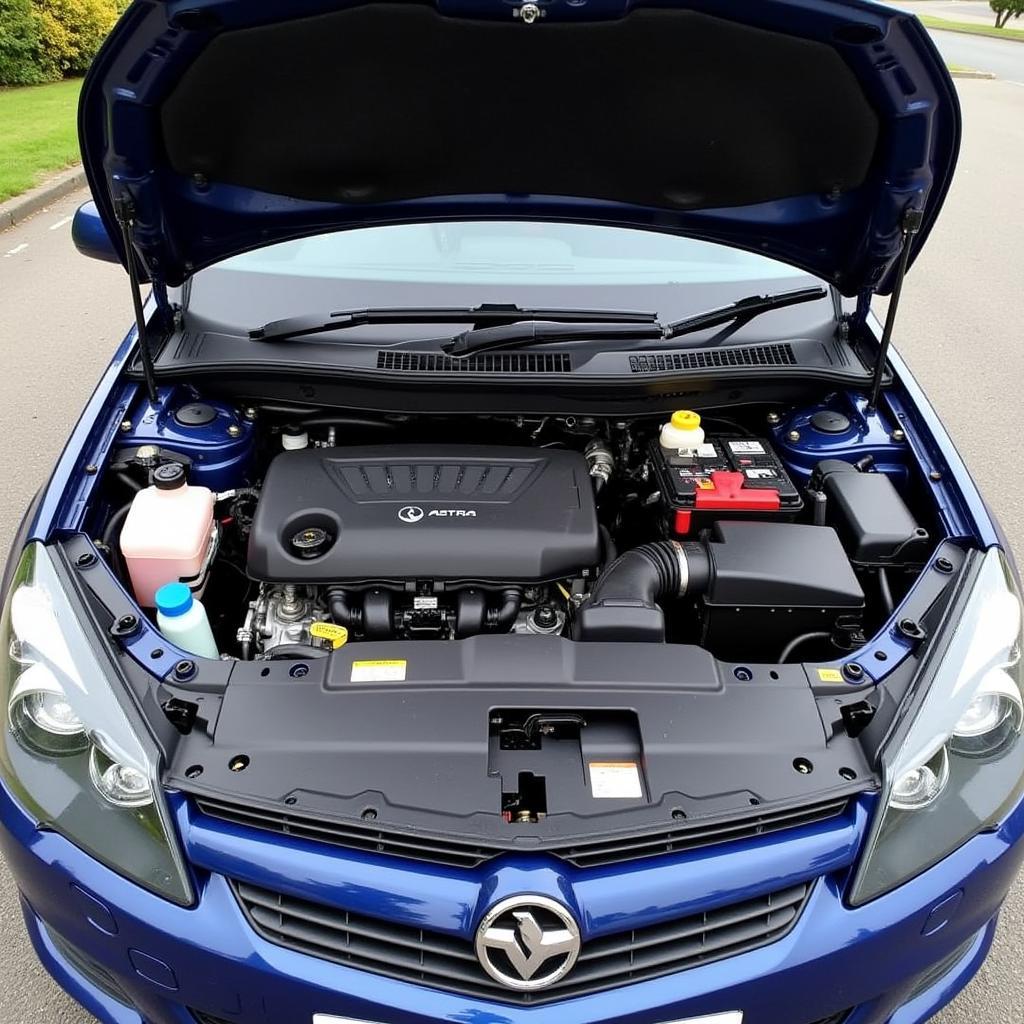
706 521 864 609
247 445 600 582
701 521 865 659
816 461 930 564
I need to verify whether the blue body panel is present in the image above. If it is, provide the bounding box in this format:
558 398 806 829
3 773 1023 1024
116 385 256 491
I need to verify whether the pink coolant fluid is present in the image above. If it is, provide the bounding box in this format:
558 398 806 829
119 463 215 607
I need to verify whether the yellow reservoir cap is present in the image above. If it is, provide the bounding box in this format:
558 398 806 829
310 622 349 649
671 410 701 431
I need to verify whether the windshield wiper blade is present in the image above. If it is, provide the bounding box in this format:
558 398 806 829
249 304 660 343
663 287 828 341
442 320 665 357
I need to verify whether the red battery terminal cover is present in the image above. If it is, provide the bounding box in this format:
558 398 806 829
694 471 781 512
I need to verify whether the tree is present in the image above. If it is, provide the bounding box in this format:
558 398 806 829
32 0 119 80
0 0 43 85
990 0 1024 28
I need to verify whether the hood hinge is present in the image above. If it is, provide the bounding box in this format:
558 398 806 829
867 205 925 410
112 195 159 404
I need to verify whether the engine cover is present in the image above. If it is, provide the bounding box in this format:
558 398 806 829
247 445 600 582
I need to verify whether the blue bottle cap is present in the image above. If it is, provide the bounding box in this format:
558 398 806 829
155 582 193 618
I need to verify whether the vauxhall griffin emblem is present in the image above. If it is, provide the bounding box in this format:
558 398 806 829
474 895 581 991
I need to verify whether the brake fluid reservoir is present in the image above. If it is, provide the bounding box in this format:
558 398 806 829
660 410 705 454
119 463 215 607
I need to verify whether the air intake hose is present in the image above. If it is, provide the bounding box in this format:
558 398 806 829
327 586 362 631
576 541 710 642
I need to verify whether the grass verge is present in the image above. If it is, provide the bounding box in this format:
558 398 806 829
919 15 1024 42
0 79 83 203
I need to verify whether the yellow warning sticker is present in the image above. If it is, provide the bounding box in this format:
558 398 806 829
351 659 407 682
817 668 844 683
310 622 349 649
696 479 716 490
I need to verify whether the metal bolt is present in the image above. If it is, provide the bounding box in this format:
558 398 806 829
84 464 98 475
935 556 955 574
120 419 132 433
243 407 257 420
929 470 943 482
111 614 139 638
75 552 97 569
898 618 926 641
767 412 781 426
361 808 378 821
227 424 242 438
518 2 541 23
842 662 865 682
891 429 906 443
787 430 801 443
174 659 196 680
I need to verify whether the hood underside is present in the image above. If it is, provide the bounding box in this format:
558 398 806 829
80 0 960 296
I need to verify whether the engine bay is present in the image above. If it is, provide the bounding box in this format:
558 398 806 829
97 388 937 667
65 384 970 840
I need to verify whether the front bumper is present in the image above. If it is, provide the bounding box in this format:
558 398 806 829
3 781 1023 1024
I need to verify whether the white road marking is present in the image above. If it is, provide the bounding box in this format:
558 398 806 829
3 243 28 257
48 215 73 231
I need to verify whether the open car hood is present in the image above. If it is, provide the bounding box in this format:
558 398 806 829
80 0 959 298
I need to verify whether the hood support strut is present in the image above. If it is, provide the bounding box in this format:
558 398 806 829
867 206 924 410
113 196 159 404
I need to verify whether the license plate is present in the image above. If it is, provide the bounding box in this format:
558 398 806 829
314 1015 743 1024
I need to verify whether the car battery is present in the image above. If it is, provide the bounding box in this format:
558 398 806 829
650 436 803 535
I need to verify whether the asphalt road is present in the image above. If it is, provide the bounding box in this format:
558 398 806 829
1 77 1023 1024
930 28 1024 83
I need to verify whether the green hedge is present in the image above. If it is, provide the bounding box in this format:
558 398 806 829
0 0 43 85
0 0 126 86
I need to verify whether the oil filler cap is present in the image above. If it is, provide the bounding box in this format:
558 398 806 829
290 526 332 559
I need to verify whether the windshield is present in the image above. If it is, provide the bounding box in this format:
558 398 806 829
183 222 832 342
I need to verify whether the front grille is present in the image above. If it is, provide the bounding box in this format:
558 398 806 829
195 794 850 870
553 796 849 868
629 343 796 373
377 350 572 373
233 879 811 1003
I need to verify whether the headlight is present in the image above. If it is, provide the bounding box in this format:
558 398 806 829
850 547 1024 905
0 543 192 904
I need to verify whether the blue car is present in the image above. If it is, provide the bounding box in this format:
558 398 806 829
3 2 1021 1023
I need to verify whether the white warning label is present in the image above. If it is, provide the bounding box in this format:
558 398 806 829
589 762 644 799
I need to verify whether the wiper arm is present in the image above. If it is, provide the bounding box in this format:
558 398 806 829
443 287 826 356
442 320 666 357
249 304 659 343
663 287 828 341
